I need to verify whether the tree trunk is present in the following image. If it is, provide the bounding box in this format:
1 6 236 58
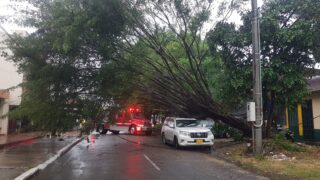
265 91 275 138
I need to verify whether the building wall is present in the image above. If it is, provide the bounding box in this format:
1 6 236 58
286 101 315 141
0 31 24 135
0 31 23 106
0 98 9 135
311 91 320 140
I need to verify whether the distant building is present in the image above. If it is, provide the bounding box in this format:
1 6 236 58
0 89 9 134
0 30 25 135
285 76 320 142
308 76 320 141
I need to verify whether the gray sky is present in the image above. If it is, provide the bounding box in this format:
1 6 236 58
0 0 28 94
0 1 28 104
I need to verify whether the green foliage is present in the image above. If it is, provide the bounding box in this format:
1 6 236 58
3 0 255 135
121 1 253 135
207 0 320 110
206 22 253 109
7 0 302 136
254 154 266 161
266 133 305 152
6 0 136 133
229 128 243 141
212 122 243 141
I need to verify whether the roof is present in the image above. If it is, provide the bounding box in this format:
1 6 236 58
0 89 9 99
308 76 320 92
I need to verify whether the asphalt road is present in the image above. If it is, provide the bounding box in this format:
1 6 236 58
32 134 268 180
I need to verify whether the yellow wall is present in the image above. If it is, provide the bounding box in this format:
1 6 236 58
312 91 320 129
297 104 303 136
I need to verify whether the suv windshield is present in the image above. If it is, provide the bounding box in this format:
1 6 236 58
197 120 214 128
176 120 199 127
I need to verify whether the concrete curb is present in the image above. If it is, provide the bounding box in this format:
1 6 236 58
14 137 84 180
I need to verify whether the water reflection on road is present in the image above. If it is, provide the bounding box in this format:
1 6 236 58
32 134 267 180
0 137 75 180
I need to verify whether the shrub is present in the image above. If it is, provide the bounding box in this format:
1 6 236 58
265 133 305 153
212 122 243 141
229 128 243 141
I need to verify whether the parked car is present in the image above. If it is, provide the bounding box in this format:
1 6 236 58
161 117 214 150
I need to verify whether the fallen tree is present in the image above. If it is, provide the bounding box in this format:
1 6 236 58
119 0 252 134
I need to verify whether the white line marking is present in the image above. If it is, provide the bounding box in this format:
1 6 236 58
143 154 161 171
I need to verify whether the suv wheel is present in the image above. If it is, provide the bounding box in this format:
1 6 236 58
173 136 180 149
162 133 167 145
129 126 136 135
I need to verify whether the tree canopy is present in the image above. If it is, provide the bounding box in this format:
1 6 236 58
5 0 138 133
3 0 319 135
207 0 320 136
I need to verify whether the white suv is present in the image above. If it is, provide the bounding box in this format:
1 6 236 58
161 117 214 150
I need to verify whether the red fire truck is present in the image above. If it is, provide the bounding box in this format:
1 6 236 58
100 106 153 135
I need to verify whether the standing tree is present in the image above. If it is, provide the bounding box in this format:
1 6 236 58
5 0 138 134
207 0 320 137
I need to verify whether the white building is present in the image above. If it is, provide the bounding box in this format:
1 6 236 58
0 30 23 135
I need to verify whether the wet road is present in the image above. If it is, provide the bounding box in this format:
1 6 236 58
0 137 75 180
32 134 268 180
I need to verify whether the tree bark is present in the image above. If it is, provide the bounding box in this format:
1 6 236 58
265 91 274 138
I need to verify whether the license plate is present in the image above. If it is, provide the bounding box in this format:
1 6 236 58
196 139 203 144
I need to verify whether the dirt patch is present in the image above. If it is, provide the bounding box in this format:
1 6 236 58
213 141 320 180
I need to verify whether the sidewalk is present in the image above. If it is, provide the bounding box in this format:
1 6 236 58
0 132 43 148
0 133 79 180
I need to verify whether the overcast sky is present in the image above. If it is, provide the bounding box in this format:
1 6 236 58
0 0 264 33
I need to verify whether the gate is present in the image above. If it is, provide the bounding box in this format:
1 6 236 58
288 106 300 140
302 100 314 140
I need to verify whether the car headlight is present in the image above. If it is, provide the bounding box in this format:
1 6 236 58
179 131 190 136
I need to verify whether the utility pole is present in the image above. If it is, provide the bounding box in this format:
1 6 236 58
251 0 263 154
